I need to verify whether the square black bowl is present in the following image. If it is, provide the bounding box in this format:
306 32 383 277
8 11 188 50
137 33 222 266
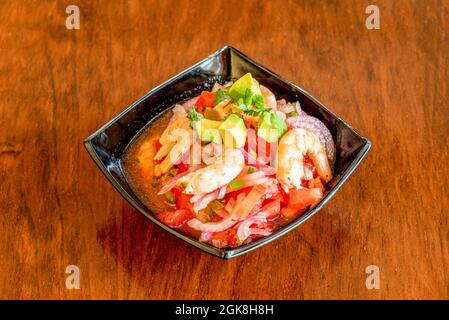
84 46 371 259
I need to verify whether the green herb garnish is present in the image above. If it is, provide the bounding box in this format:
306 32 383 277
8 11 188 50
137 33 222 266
247 167 255 174
252 94 265 109
234 88 270 117
214 89 229 105
187 108 204 126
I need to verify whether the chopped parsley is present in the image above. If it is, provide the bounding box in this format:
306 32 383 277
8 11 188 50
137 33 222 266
187 108 204 128
214 89 229 105
187 108 204 122
234 88 270 116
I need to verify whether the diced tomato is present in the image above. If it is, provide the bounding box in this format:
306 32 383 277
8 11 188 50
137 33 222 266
280 187 323 220
210 230 228 248
277 188 289 204
226 228 239 247
152 138 162 155
232 185 266 220
210 227 239 248
171 186 183 197
288 187 323 210
176 192 193 211
224 186 252 203
260 199 281 220
157 209 194 228
196 91 216 112
280 207 302 220
177 162 188 173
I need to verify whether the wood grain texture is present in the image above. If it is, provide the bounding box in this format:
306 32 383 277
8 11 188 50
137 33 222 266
0 0 448 299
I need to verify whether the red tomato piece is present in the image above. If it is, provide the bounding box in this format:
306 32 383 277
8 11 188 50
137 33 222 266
196 91 216 112
224 186 252 203
176 162 188 173
176 193 193 211
288 187 323 210
280 207 302 220
276 188 289 204
210 227 239 248
157 209 194 228
232 185 266 220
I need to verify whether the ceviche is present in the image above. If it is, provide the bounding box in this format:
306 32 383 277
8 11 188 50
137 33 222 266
123 73 335 248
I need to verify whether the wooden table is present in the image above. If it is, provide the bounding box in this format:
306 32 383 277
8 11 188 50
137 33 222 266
1 0 448 300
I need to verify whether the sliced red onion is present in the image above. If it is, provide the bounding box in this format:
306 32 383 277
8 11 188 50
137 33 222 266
158 168 193 195
193 189 219 212
240 171 266 183
286 115 335 163
217 186 227 199
262 178 280 196
190 194 202 203
191 185 226 212
249 228 272 236
236 214 267 242
181 96 199 111
188 216 238 232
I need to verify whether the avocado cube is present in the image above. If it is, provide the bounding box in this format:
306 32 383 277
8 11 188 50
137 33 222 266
219 114 247 148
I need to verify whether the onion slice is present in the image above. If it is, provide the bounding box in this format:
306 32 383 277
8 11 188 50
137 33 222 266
249 228 272 236
187 216 238 233
193 189 219 212
236 214 267 242
158 171 189 195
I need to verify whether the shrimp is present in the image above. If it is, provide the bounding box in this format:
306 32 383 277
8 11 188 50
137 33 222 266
276 128 332 189
177 148 245 195
154 127 194 176
260 85 277 110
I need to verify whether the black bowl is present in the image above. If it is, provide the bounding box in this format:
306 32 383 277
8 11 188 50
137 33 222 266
84 46 371 259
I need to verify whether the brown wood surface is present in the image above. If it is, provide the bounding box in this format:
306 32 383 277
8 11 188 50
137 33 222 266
0 0 448 300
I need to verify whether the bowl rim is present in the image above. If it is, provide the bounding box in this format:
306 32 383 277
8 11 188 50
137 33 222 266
84 45 372 259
